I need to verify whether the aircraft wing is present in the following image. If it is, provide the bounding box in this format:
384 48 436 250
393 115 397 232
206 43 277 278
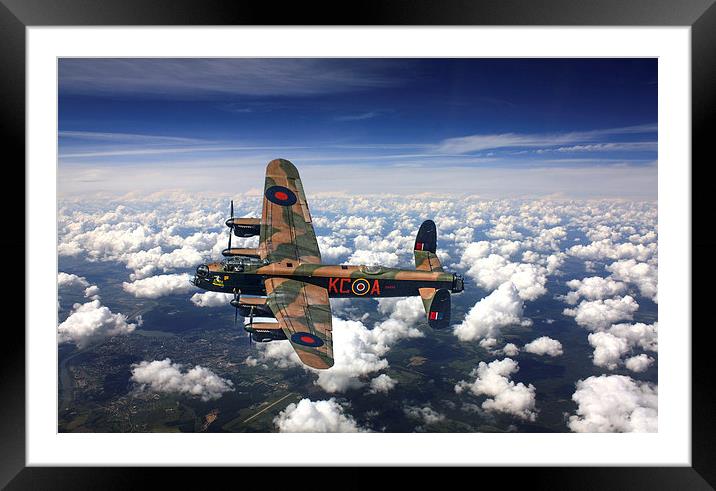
264 277 334 369
259 159 322 264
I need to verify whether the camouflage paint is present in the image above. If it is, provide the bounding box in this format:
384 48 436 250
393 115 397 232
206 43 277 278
192 159 466 371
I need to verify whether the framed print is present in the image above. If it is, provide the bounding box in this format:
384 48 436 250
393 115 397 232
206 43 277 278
3 0 714 487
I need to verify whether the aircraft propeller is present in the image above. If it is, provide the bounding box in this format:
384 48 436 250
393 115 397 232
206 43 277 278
227 199 234 251
233 295 239 327
247 305 254 346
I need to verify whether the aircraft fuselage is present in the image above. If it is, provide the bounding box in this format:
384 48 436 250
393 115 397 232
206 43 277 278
192 259 463 298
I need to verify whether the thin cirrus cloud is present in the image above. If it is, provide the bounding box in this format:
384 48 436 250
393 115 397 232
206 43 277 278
59 123 656 163
435 124 657 154
59 58 406 98
334 112 381 122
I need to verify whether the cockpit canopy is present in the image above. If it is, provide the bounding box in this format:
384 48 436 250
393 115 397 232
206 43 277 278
361 264 383 274
223 255 268 272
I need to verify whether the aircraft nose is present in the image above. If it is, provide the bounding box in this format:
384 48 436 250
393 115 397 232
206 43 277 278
196 264 209 277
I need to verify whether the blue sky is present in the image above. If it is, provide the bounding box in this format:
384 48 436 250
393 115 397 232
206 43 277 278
58 58 657 198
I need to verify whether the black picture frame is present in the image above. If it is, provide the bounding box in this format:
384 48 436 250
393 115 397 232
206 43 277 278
2 0 713 488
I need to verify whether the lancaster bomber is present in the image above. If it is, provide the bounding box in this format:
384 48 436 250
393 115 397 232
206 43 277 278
192 159 464 369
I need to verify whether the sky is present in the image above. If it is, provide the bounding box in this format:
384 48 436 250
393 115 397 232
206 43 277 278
58 58 657 198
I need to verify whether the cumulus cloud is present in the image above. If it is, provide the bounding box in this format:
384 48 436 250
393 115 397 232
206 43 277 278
130 358 234 401
461 254 547 301
608 322 658 352
564 276 627 305
369 374 397 394
346 250 401 267
58 272 100 299
568 375 657 432
500 343 520 357
523 336 563 357
190 291 232 307
58 299 138 347
568 239 656 263
256 340 303 369
315 298 425 393
455 358 537 421
587 322 658 370
57 272 90 289
403 405 446 425
273 398 366 432
588 332 630 370
122 273 196 298
313 318 390 393
606 259 658 302
453 282 525 344
625 354 655 373
257 298 425 393
83 285 101 299
563 295 639 331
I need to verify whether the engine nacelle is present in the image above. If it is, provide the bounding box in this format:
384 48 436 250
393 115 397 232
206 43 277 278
245 322 286 342
251 331 287 342
226 217 261 238
238 304 274 318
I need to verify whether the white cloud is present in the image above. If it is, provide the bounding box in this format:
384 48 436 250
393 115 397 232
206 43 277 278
523 336 563 357
83 285 101 299
316 236 351 261
500 343 520 357
608 322 658 352
453 282 525 344
256 297 425 393
587 322 658 370
58 272 90 289
58 299 138 347
130 358 234 401
403 405 446 425
122 273 196 298
369 374 397 394
606 259 658 302
458 241 520 267
568 239 656 263
455 358 537 421
256 340 303 369
313 318 390 393
462 254 547 301
273 398 366 432
190 291 232 307
625 354 655 373
563 296 639 331
568 375 657 432
436 125 656 154
315 299 425 393
346 250 401 268
564 276 627 305
588 332 630 370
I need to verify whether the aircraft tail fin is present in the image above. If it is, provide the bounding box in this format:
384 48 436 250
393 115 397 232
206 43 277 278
418 287 451 329
414 220 450 328
414 220 443 272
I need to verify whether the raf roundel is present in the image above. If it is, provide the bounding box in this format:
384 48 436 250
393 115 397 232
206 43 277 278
351 278 370 296
290 332 325 348
265 185 297 206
